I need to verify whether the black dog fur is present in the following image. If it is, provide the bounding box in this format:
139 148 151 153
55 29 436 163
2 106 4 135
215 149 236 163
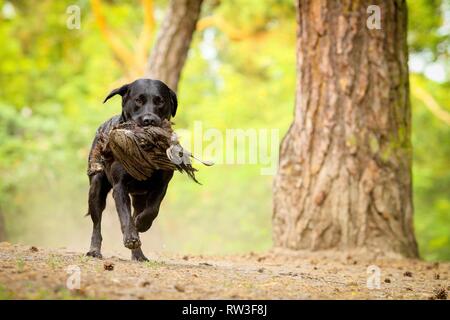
86 79 177 261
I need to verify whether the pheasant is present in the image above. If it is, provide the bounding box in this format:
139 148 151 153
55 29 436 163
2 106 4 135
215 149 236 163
88 119 212 183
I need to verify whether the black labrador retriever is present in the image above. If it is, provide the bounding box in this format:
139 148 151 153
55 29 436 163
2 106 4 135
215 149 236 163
86 78 177 261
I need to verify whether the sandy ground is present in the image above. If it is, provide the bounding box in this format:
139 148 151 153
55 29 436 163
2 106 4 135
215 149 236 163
0 242 448 300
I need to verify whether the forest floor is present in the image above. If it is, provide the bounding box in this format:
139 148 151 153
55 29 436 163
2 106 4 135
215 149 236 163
0 241 448 300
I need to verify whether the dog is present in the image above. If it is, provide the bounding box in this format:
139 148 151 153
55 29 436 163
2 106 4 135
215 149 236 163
86 78 177 261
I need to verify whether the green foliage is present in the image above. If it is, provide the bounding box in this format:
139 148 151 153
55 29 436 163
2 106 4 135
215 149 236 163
408 0 448 59
410 75 450 260
0 0 448 260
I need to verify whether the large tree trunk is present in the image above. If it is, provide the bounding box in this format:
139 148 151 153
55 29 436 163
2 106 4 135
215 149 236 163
145 0 203 91
273 0 418 257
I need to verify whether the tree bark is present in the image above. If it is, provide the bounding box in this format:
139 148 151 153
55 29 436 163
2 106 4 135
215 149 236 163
273 0 419 257
145 0 203 91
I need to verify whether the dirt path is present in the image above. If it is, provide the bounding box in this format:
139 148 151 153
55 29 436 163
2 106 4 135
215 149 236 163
0 242 448 299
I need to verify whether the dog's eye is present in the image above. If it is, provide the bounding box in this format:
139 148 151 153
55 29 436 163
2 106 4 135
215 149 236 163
153 96 163 105
135 96 146 105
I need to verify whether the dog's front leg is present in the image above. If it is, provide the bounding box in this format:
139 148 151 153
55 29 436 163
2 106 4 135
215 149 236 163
112 182 141 250
134 171 174 233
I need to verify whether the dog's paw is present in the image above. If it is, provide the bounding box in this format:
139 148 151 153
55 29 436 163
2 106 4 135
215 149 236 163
124 236 141 250
131 246 148 262
131 252 149 262
86 250 103 259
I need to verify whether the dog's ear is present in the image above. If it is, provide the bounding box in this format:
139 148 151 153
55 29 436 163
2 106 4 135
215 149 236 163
103 84 129 103
169 88 178 117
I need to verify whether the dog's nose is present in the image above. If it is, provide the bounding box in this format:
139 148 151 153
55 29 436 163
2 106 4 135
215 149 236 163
142 117 153 126
142 115 159 127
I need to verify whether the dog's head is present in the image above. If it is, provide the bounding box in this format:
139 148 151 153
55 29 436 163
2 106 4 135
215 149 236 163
103 78 177 127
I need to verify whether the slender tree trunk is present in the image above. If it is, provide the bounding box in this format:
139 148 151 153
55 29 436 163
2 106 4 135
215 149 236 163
145 0 203 91
273 0 418 257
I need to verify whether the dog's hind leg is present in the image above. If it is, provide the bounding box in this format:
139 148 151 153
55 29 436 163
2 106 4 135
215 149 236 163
86 172 111 259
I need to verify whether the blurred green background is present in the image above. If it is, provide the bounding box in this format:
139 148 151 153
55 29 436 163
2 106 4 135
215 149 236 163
0 0 449 260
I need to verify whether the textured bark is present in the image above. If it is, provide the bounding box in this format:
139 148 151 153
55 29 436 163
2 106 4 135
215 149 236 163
273 0 418 257
145 0 203 91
